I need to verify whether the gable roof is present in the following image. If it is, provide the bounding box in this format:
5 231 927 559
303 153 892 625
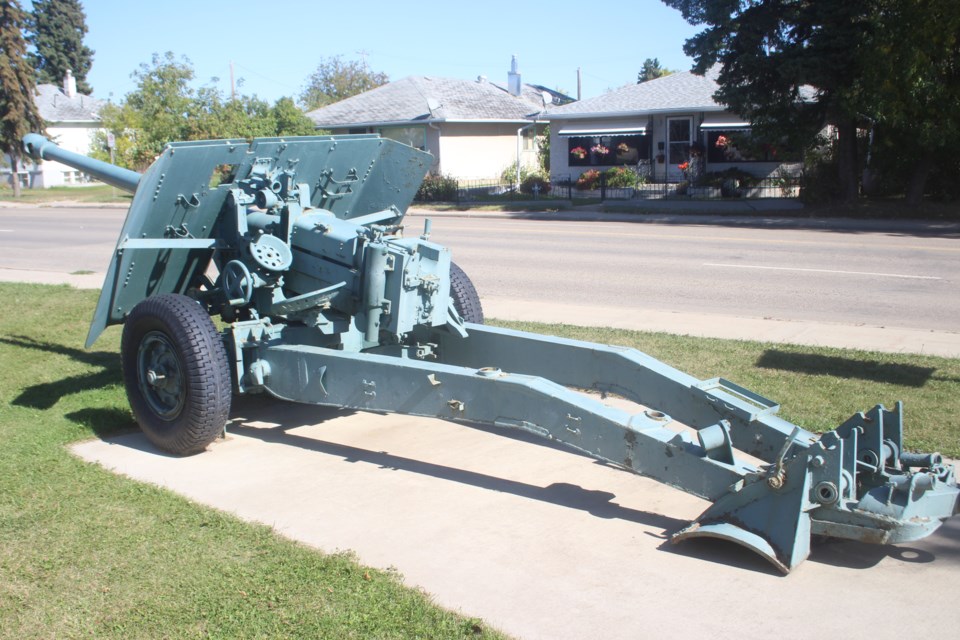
34 84 105 124
306 76 569 128
547 68 724 120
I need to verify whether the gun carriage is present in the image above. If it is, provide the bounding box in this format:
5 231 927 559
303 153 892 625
23 133 959 573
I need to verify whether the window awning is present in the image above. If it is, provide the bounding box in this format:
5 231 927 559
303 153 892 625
699 113 750 129
558 125 647 137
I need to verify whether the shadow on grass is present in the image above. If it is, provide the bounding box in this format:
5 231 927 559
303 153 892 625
65 407 137 439
2 335 121 409
0 335 117 370
756 349 936 387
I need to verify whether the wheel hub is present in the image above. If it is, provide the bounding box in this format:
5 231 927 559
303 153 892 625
137 332 185 419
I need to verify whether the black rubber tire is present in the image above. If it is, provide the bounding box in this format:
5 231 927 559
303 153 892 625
450 261 484 324
121 293 232 455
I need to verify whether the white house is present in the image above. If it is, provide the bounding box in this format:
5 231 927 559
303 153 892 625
545 68 800 184
16 70 106 188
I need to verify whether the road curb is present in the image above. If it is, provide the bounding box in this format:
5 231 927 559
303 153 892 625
407 207 960 235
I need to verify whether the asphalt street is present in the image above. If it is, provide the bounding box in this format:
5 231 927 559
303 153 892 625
411 211 960 332
4 203 957 354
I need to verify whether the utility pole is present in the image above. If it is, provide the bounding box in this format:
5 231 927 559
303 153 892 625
577 67 582 101
230 61 236 100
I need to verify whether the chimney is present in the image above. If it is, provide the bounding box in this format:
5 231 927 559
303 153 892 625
507 55 521 96
63 69 77 98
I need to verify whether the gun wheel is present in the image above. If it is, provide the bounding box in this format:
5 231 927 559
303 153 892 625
121 294 232 455
450 261 484 324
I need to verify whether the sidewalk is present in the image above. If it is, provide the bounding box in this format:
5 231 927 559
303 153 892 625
481 297 960 358
407 202 960 235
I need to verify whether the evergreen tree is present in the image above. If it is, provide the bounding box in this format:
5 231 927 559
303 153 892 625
0 0 45 197
662 0 874 202
637 58 673 83
27 0 94 94
859 0 960 204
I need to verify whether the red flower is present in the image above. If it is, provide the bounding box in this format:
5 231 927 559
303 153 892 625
678 162 689 171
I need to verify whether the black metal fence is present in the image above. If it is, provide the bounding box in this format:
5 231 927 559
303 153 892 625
414 173 803 204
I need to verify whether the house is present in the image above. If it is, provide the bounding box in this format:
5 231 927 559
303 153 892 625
11 70 107 188
545 67 799 184
306 57 571 181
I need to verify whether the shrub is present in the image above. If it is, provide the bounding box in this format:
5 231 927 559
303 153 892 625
603 166 637 188
698 167 760 188
798 146 841 204
500 161 537 185
415 174 458 202
575 169 601 190
520 174 551 195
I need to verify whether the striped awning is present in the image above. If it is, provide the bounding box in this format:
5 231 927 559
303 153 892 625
699 113 750 129
557 125 647 137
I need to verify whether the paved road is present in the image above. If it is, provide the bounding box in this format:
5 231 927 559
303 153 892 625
4 205 958 330
0 205 119 274
415 213 960 332
2 204 959 354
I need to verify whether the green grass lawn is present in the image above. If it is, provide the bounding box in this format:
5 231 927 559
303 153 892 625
0 283 502 639
1 283 958 637
498 321 960 457
0 184 131 204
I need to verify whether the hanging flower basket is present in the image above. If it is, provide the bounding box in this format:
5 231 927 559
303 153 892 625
570 146 587 160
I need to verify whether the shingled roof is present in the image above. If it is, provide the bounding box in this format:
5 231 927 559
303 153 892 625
34 83 105 124
548 68 724 119
306 76 567 128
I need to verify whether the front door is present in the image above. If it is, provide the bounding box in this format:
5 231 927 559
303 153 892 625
666 117 692 182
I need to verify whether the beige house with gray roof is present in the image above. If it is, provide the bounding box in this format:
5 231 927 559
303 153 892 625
306 58 571 181
545 68 798 184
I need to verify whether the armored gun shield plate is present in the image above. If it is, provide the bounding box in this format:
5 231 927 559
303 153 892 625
86 135 433 347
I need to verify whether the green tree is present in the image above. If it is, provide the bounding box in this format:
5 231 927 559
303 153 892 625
299 56 388 111
272 97 318 136
662 0 876 202
27 0 94 94
859 0 960 204
637 58 673 83
99 52 195 168
0 0 45 197
96 53 317 170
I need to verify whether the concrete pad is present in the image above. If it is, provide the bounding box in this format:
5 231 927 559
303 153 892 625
73 397 960 640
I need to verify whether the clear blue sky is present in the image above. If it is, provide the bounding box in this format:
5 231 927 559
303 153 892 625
38 0 701 104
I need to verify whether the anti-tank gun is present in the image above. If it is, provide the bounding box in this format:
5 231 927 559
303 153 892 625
23 133 959 574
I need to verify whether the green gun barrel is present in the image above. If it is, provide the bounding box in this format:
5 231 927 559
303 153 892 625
22 133 141 193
